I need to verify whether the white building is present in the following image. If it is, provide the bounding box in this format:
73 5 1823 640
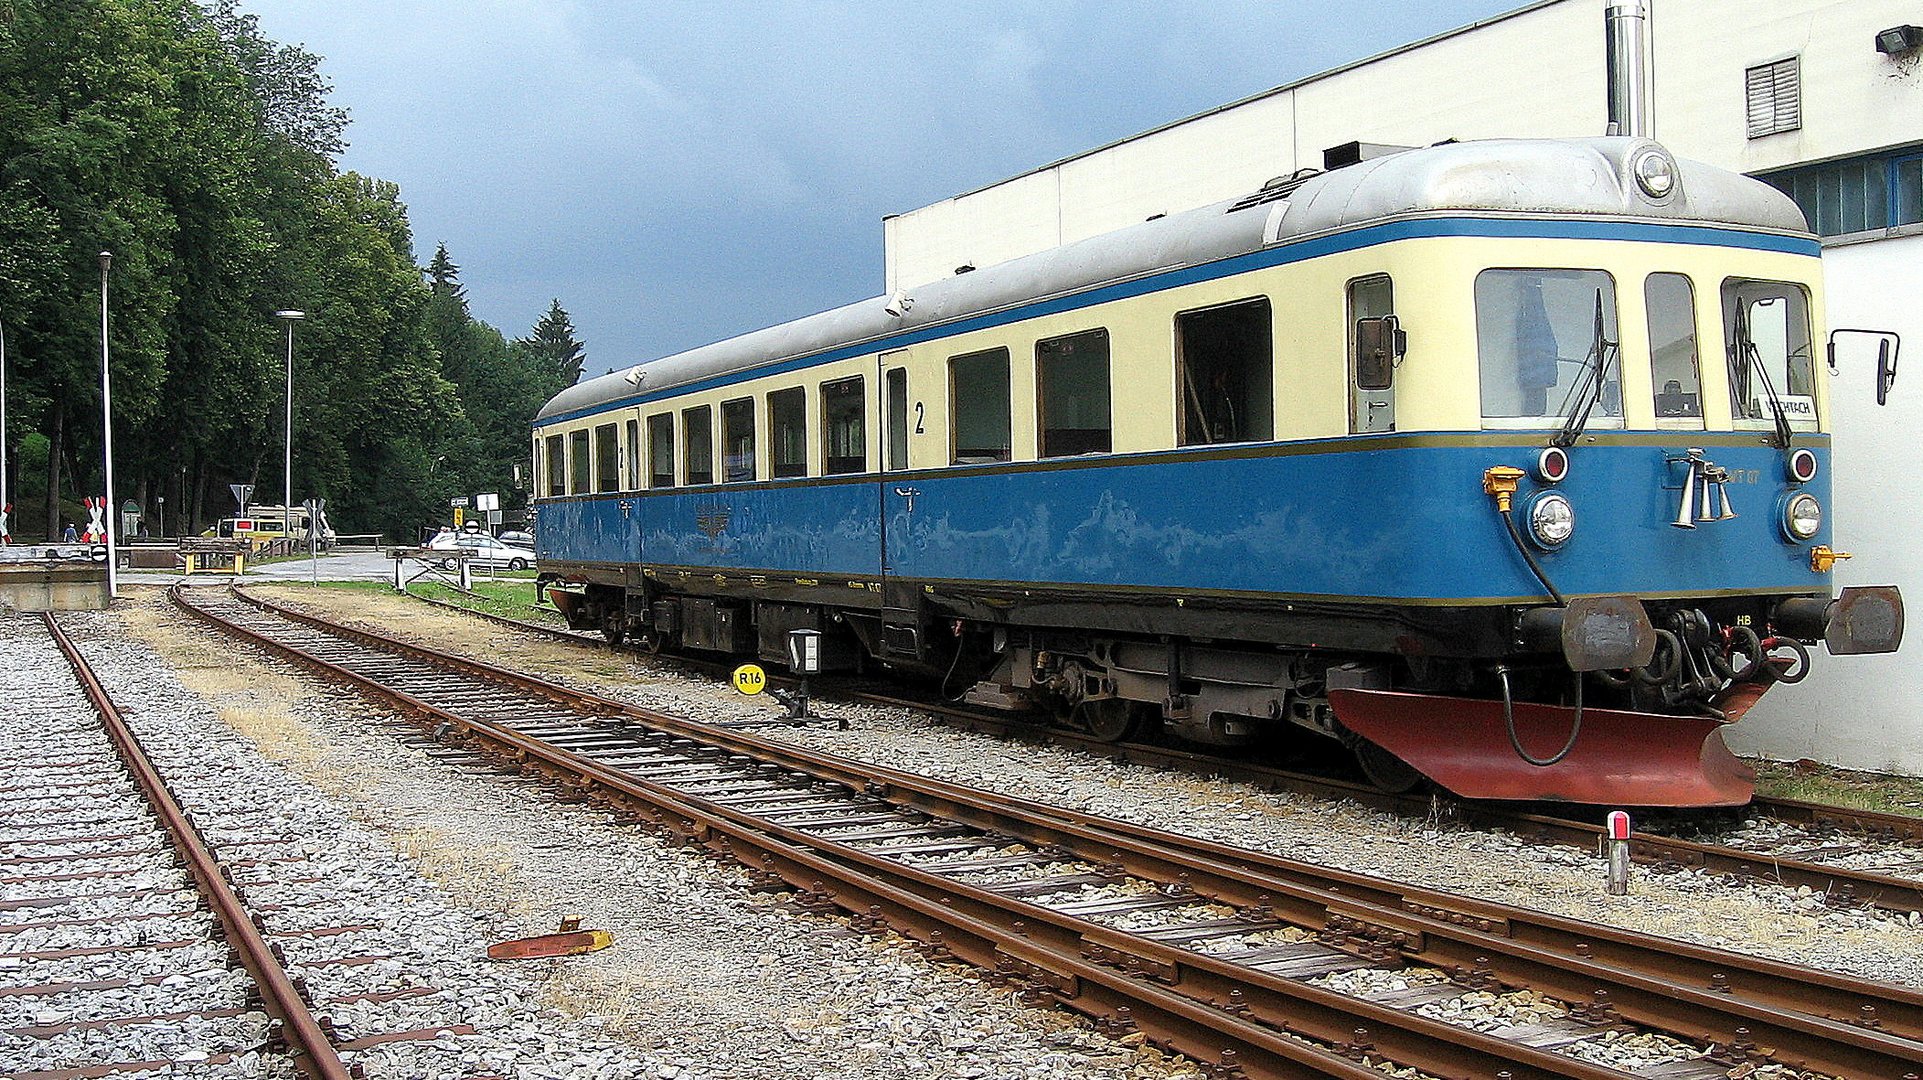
882 0 1923 774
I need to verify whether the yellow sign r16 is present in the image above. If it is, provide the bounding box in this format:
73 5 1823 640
732 663 767 695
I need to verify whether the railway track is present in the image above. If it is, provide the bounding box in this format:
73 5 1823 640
1 613 349 1079
177 583 1923 1080
392 583 1923 915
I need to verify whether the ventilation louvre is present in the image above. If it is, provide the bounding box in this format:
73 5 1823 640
1745 57 1801 139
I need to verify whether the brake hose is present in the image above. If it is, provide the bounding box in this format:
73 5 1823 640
1482 467 1577 766
1496 664 1584 767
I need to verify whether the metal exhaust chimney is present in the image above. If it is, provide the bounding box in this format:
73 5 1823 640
1605 1 1649 137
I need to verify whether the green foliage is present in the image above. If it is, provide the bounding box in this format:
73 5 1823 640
0 0 576 542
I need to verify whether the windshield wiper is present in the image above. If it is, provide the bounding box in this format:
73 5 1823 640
1551 292 1617 449
1731 303 1794 450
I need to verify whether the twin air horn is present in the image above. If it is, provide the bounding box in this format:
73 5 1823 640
1670 448 1736 529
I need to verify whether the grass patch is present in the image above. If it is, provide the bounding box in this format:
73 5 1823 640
411 579 571 627
1752 760 1923 818
392 825 533 916
293 579 398 593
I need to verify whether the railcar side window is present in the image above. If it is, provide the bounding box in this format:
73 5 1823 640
949 347 1012 463
721 397 755 482
770 387 807 478
1645 274 1703 424
624 419 640 490
647 414 674 488
683 406 714 486
568 429 591 495
1177 298 1273 446
543 434 565 496
1723 278 1818 430
1475 269 1621 427
1037 329 1111 456
594 423 619 493
822 377 866 474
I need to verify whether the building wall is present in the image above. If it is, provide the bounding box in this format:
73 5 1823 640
885 0 1599 293
886 0 1923 292
1652 1 1923 174
1725 232 1923 773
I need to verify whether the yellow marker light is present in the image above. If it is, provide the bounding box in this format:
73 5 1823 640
1810 546 1853 573
732 663 767 695
1481 465 1526 513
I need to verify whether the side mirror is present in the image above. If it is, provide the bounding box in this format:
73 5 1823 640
1355 315 1406 391
1828 328 1901 405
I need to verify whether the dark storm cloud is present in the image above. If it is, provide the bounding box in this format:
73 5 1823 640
243 1 1519 374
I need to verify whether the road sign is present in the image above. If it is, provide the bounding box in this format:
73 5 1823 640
453 507 465 527
230 484 253 511
449 496 470 508
476 492 499 512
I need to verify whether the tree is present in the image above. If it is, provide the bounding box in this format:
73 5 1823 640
426 243 462 299
0 1 551 541
523 298 585 387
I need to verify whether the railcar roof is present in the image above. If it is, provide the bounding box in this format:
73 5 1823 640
536 137 1808 423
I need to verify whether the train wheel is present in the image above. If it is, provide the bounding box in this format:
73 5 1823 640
1351 736 1423 794
1077 699 1147 743
601 611 626 646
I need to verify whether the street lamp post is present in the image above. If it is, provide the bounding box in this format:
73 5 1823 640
275 310 304 525
100 251 117 598
1 315 9 542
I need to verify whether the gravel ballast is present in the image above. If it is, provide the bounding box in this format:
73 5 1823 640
109 591 1196 1079
241 585 1923 994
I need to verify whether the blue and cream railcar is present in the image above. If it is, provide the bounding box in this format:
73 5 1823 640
532 137 1903 807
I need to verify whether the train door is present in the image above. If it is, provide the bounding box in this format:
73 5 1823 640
878 350 919 630
621 406 645 564
1348 274 1397 433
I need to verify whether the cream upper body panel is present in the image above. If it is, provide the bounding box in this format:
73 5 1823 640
536 137 1811 429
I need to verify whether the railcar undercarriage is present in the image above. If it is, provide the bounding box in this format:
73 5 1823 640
546 573 1903 809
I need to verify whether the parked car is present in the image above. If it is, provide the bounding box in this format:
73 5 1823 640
497 529 534 547
426 530 537 571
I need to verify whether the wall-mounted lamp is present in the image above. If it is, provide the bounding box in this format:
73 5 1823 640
1876 24 1922 55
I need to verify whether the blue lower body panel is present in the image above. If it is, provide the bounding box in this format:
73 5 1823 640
537 434 1829 605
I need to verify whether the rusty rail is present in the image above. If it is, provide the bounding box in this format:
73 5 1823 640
178 584 1923 1078
42 612 352 1080
385 580 1923 916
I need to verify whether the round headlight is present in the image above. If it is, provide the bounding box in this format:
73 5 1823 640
1783 492 1822 541
1631 147 1677 199
1527 491 1576 548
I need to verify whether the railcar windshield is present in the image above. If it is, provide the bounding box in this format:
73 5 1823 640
1475 269 1621 429
1646 273 1703 426
1724 279 1818 432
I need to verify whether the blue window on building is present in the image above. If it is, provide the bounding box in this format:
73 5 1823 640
1763 150 1923 236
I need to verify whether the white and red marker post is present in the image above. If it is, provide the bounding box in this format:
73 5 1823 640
1605 810 1633 895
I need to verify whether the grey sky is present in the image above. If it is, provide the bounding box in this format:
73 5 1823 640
242 1 1519 376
